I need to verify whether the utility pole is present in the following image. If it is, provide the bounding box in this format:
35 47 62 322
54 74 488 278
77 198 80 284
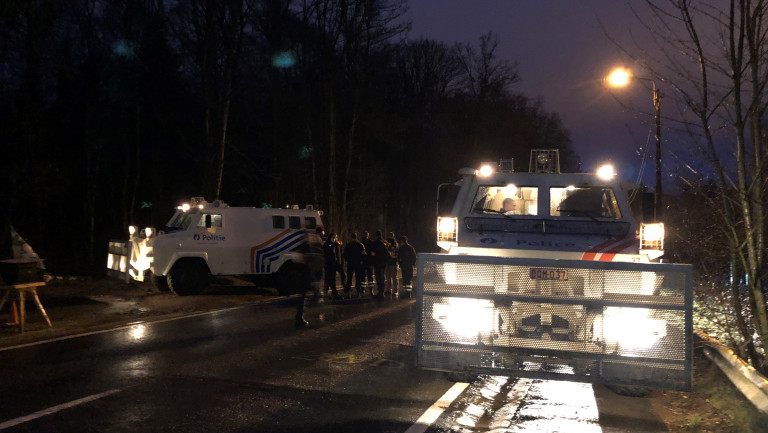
653 83 663 221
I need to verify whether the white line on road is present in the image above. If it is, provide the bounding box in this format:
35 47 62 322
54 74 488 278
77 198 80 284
0 389 122 430
405 382 469 433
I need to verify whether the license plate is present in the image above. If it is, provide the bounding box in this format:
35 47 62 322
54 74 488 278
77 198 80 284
529 268 568 281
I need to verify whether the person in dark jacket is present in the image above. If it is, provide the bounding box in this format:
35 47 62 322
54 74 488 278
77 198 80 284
343 232 367 297
398 235 417 298
292 226 325 328
384 233 399 296
322 232 344 300
360 230 375 293
370 230 389 299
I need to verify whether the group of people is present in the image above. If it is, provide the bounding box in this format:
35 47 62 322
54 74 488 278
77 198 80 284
321 229 417 301
291 227 417 328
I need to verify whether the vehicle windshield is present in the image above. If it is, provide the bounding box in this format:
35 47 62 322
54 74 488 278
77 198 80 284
471 185 538 216
163 210 198 232
550 187 621 219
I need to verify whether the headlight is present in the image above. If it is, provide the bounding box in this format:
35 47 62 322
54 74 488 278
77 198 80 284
129 225 137 236
432 297 494 340
145 227 154 238
640 223 664 250
596 164 615 180
478 163 495 177
601 307 667 350
437 217 458 243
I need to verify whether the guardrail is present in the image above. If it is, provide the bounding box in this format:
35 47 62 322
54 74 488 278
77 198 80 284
695 330 768 415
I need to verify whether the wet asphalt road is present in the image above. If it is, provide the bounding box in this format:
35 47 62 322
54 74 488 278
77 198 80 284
0 297 453 432
0 296 669 432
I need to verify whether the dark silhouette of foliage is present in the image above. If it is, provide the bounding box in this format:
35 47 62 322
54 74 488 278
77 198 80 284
0 0 575 273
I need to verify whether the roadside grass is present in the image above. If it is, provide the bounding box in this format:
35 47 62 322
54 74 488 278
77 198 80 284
696 360 768 433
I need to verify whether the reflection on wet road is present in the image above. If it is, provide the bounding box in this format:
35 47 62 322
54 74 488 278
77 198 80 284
0 296 669 432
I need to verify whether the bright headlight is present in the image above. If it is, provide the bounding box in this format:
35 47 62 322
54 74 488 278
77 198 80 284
478 163 494 177
129 225 137 236
596 164 615 180
601 307 667 350
640 223 664 250
432 297 494 340
145 227 154 238
437 217 458 243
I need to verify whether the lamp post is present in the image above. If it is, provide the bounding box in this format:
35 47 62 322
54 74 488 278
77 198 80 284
606 67 663 221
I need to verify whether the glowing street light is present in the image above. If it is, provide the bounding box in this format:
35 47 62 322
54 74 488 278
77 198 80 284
606 67 663 221
606 67 631 87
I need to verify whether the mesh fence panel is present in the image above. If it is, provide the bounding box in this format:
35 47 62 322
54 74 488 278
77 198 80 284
416 254 693 390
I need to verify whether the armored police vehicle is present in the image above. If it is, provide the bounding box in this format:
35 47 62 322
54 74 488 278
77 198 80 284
417 150 693 391
121 198 323 296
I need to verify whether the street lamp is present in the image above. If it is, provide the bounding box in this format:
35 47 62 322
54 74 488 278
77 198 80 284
606 67 663 221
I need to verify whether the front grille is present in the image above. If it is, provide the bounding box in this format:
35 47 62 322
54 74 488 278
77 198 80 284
416 254 693 390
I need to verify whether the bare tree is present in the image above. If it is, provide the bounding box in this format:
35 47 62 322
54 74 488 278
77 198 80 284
627 0 768 371
454 32 519 102
169 0 251 200
298 0 408 231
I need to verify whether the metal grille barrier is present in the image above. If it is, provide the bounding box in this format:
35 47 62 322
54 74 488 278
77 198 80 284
416 253 693 390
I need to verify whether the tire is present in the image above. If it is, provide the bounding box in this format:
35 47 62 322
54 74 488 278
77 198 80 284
167 258 210 296
606 384 653 397
149 272 170 292
445 372 476 383
275 262 308 296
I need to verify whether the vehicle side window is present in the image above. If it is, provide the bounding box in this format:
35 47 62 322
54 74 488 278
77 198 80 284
289 216 301 229
197 213 223 228
304 217 317 229
471 186 538 215
272 215 285 229
550 187 621 219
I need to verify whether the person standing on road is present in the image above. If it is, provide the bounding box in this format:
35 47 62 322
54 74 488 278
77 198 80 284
360 230 375 294
322 232 344 300
343 232 367 297
293 226 325 328
398 235 417 298
370 230 389 299
384 232 399 296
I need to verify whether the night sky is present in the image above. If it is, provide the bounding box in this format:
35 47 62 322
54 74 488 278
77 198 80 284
407 1 663 185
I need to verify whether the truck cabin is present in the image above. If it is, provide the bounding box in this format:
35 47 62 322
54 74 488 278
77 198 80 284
435 152 661 252
455 171 634 237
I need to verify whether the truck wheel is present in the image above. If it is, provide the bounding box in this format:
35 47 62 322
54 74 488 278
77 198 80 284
606 384 653 397
275 262 307 296
149 272 170 292
167 259 210 296
445 372 476 383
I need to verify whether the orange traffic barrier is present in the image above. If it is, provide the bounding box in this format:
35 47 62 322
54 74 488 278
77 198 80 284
7 301 19 325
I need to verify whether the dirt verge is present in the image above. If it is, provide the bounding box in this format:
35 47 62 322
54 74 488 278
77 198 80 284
0 276 280 348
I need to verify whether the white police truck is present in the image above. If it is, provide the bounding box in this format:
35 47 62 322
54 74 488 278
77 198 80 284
417 150 693 391
121 198 323 296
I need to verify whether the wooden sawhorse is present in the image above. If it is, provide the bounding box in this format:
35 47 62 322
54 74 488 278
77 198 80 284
0 282 52 333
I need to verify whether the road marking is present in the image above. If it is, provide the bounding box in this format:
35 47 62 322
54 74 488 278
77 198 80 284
405 382 468 433
0 389 122 430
